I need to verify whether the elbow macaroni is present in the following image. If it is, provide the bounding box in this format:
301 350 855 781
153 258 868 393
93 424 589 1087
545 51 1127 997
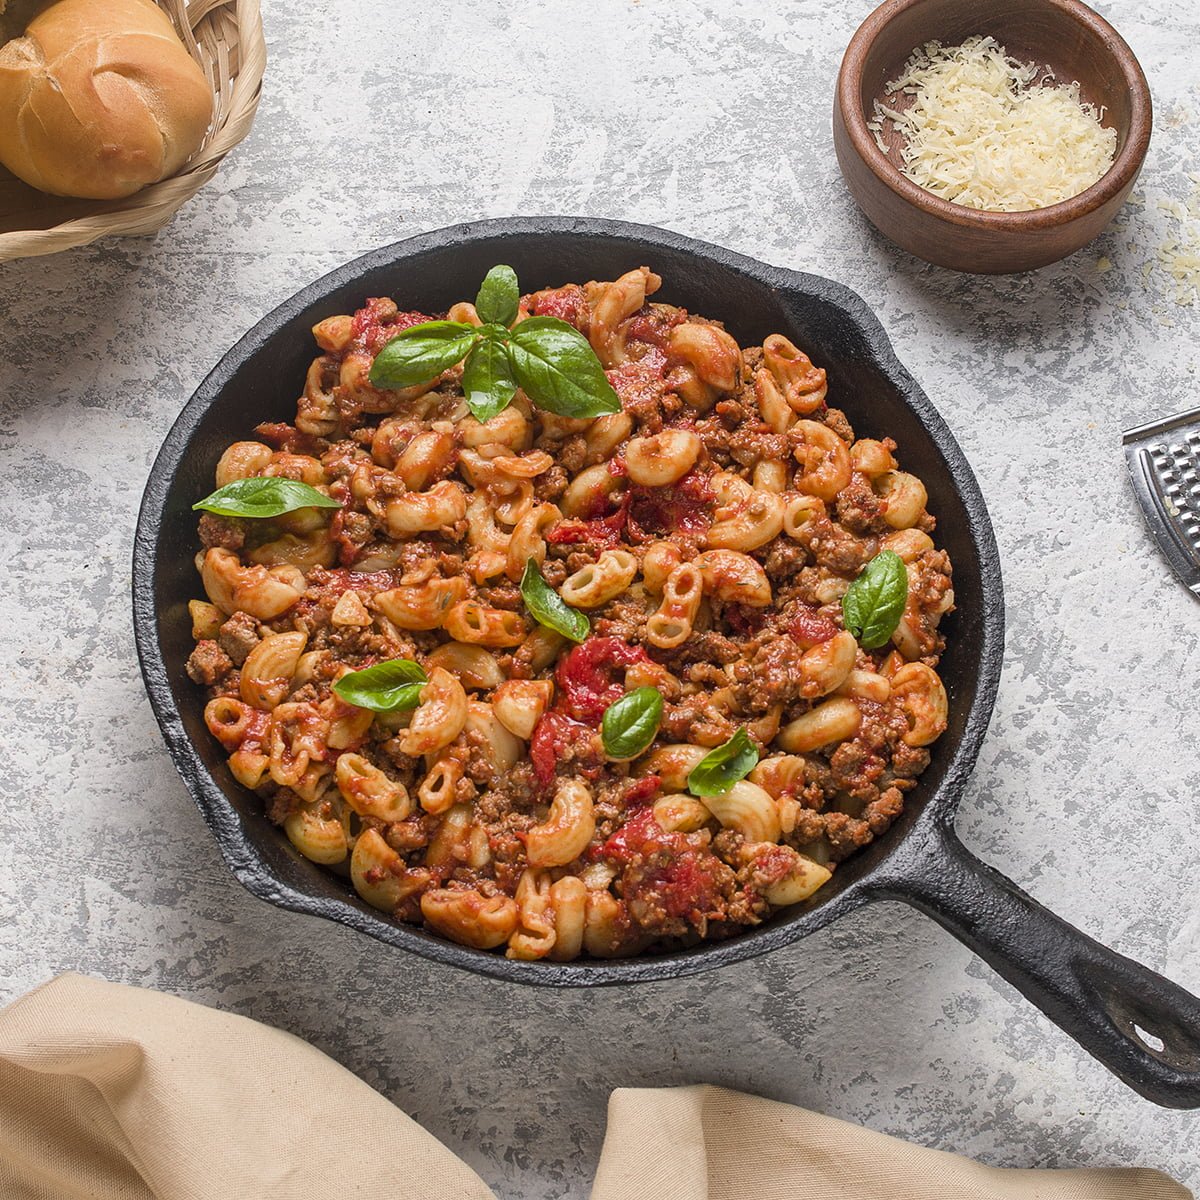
525 780 595 868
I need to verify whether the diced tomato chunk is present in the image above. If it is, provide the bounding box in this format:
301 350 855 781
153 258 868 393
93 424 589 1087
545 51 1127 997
621 775 661 807
351 299 433 356
622 305 686 349
529 711 595 785
530 284 590 332
787 605 839 646
606 352 668 410
641 852 726 920
601 807 676 862
546 494 630 546
627 469 714 541
604 809 725 921
556 637 650 724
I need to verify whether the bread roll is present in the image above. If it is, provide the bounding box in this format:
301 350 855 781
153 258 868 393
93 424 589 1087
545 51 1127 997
0 0 213 199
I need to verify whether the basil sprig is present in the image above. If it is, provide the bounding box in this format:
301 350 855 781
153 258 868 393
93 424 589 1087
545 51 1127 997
520 560 589 643
842 550 908 650
368 265 620 423
193 477 340 519
687 728 759 798
332 659 427 712
601 687 663 760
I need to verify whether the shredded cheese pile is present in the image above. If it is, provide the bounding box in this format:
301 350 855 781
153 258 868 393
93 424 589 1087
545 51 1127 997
868 36 1117 212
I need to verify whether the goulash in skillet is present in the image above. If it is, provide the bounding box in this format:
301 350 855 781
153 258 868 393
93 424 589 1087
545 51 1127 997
185 265 954 959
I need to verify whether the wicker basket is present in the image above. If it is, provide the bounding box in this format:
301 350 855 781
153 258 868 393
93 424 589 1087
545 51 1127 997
0 0 265 262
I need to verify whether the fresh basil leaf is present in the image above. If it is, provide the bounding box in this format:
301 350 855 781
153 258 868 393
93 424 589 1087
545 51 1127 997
506 316 622 418
368 320 478 389
601 686 663 760
479 322 512 341
520 559 589 643
842 549 908 650
475 265 520 327
462 338 518 423
332 659 428 712
193 476 340 518
687 728 759 798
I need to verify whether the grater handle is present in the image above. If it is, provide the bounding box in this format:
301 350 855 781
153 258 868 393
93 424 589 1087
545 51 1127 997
875 821 1200 1107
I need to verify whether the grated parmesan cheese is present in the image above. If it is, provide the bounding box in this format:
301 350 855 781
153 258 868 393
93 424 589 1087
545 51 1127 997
867 36 1117 212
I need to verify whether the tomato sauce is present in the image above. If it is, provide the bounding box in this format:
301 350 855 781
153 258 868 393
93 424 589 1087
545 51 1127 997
647 853 727 920
600 807 678 862
626 468 714 541
252 422 322 456
724 603 767 636
545 494 630 547
240 708 270 754
328 508 367 566
309 566 400 594
622 305 685 349
351 299 433 356
606 352 668 410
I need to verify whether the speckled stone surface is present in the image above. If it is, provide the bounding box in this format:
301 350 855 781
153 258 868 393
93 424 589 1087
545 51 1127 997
1 0 1198 1195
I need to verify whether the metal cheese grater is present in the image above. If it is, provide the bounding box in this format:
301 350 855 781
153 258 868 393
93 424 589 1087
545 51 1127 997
1123 405 1200 601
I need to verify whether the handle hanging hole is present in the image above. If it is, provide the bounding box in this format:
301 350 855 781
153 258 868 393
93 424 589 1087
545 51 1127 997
1134 1024 1166 1054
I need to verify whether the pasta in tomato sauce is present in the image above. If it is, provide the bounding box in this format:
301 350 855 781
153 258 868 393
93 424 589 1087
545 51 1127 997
185 267 954 960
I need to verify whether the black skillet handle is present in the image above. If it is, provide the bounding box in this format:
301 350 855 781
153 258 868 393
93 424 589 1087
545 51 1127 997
874 820 1200 1108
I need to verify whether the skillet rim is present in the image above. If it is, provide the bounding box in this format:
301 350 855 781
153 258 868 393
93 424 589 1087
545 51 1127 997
132 215 1005 987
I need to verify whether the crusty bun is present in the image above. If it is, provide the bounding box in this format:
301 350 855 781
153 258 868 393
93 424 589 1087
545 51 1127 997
0 0 213 199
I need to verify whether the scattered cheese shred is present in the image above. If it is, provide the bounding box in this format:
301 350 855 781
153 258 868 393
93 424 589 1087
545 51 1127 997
1155 179 1200 306
867 36 1117 212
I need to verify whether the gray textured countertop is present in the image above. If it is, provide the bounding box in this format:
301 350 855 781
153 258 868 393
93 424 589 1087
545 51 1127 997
1 1 1198 1195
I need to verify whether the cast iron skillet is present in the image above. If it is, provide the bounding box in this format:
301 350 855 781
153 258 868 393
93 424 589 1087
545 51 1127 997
133 217 1200 1106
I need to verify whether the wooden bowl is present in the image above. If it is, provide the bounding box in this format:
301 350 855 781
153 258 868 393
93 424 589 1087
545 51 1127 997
833 0 1152 273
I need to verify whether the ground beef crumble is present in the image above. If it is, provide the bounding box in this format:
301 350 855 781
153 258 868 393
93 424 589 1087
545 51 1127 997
186 639 232 685
217 612 261 666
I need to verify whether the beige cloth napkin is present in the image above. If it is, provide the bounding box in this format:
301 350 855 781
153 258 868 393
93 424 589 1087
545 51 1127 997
0 974 1190 1200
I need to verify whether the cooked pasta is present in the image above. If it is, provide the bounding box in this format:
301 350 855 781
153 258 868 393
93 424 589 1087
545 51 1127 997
185 270 955 960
